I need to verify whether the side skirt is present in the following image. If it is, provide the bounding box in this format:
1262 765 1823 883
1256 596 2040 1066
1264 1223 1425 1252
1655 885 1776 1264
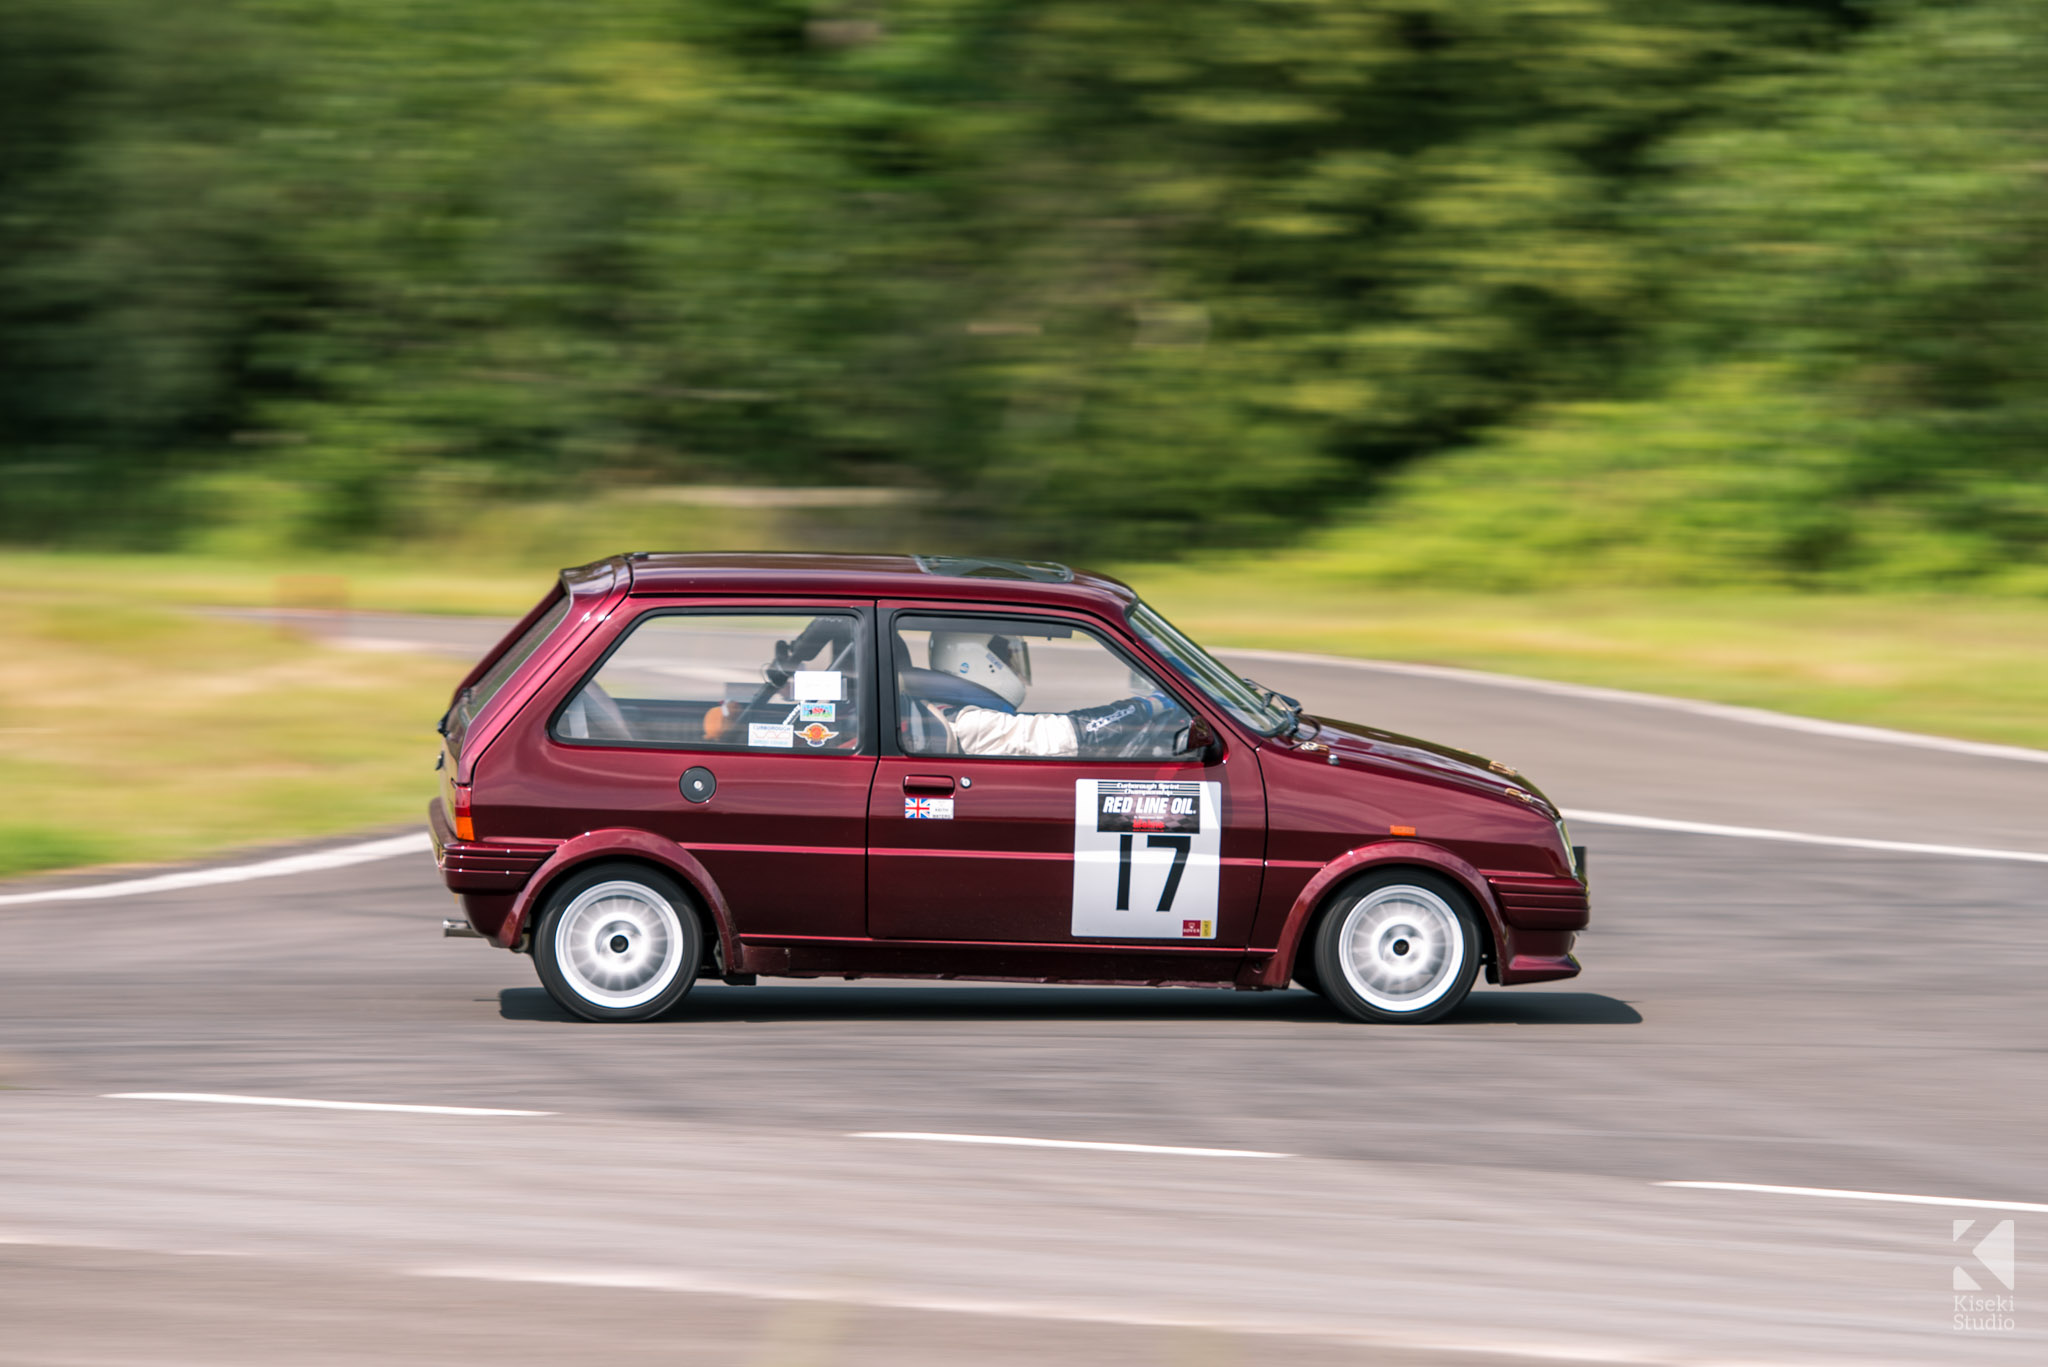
737 936 1260 987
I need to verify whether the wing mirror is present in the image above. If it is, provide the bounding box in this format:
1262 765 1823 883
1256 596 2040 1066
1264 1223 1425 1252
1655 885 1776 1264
1179 716 1221 763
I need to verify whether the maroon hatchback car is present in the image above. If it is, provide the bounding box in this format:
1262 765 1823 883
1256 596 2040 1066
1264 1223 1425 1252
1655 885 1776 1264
429 553 1588 1024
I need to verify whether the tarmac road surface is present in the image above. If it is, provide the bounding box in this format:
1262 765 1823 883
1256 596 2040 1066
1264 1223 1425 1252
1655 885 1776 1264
3 624 2044 1364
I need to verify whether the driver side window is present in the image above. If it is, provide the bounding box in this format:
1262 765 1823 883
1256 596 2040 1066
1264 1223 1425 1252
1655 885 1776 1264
554 611 864 752
892 614 1193 760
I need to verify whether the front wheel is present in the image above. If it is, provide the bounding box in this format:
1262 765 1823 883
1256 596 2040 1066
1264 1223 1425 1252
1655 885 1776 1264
1313 871 1481 1024
533 863 703 1022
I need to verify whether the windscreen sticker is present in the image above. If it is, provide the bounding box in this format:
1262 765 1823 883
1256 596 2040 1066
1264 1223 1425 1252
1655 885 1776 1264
797 722 839 748
905 797 954 820
1072 779 1220 939
748 723 794 748
799 701 836 723
794 670 843 701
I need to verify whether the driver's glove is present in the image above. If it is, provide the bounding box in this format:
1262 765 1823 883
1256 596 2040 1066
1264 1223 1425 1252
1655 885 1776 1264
1071 693 1175 757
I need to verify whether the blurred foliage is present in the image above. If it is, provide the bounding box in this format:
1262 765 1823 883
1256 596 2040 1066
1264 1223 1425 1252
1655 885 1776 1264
1290 367 2048 594
1 0 2043 580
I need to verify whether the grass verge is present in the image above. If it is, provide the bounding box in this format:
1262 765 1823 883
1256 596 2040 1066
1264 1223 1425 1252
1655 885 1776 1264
0 592 458 878
2 533 2041 878
1136 573 2048 752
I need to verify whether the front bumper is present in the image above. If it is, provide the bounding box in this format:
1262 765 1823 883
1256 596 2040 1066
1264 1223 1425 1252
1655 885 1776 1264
1486 872 1588 984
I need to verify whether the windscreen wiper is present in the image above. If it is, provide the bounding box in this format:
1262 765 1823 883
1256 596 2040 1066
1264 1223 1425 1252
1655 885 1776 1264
1241 677 1306 737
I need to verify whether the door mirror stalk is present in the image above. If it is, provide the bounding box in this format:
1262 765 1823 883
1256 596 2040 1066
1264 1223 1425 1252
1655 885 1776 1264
1181 717 1221 763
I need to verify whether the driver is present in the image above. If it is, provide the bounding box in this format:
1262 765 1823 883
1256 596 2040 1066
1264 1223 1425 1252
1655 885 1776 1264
906 631 1186 758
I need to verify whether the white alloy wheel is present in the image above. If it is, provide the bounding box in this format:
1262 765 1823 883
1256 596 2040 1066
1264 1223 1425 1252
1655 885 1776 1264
1333 883 1469 1016
551 879 688 1011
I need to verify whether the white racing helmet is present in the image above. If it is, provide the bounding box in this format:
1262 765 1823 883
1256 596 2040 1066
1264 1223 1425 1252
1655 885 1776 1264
928 631 1030 709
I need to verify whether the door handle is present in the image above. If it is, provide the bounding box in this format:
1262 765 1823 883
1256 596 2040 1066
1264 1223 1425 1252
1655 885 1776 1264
902 774 955 795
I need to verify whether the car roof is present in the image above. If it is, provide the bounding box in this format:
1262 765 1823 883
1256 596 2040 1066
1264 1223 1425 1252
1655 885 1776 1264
604 552 1140 615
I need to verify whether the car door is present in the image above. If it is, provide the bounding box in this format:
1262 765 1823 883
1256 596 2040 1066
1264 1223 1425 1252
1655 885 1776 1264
491 600 878 939
867 604 1265 946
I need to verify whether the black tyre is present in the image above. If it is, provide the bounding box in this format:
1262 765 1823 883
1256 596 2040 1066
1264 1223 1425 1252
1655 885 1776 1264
1312 870 1482 1025
1290 945 1324 996
532 862 703 1022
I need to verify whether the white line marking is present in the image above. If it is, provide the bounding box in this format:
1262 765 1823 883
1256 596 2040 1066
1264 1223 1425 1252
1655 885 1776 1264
104 1092 551 1117
414 1265 1673 1365
1219 646 2048 766
1660 1181 2048 1214
1562 808 2048 865
852 1131 1289 1158
0 833 431 907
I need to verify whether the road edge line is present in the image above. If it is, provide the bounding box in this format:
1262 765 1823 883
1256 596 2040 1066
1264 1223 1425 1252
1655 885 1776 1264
103 1091 551 1117
1659 1181 2048 1214
851 1131 1290 1158
1563 809 2048 865
0 833 432 908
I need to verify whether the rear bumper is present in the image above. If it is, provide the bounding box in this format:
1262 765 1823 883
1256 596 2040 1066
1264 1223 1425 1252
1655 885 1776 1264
427 799 550 892
427 799 551 944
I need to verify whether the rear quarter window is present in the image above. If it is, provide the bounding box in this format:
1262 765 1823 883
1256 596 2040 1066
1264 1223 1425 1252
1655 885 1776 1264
457 594 572 734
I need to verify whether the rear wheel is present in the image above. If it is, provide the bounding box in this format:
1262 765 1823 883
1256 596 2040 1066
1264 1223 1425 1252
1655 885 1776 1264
533 863 702 1022
1313 871 1480 1025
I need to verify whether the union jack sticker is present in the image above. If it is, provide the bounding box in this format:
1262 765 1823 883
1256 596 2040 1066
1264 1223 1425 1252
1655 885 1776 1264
904 797 954 820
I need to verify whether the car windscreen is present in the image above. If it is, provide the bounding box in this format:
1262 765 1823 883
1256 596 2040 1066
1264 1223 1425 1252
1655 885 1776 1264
1126 601 1292 736
457 593 572 734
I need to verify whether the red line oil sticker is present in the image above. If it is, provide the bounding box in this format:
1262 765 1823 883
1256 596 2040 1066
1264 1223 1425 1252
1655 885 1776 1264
1071 780 1220 939
1095 783 1200 834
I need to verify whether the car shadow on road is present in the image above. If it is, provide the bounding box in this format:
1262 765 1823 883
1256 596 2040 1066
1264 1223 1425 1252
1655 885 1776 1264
498 984 1641 1026
1447 992 1643 1025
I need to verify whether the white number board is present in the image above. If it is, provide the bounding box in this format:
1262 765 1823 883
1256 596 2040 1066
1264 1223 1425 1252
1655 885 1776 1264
1071 779 1221 940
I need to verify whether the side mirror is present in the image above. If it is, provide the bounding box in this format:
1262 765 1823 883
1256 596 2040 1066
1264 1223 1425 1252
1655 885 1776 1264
1180 716 1220 762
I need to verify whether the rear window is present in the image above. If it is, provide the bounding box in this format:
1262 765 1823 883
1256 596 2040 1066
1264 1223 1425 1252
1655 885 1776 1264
457 594 572 732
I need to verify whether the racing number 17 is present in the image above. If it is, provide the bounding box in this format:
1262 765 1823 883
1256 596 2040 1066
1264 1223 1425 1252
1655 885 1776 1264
1114 834 1193 912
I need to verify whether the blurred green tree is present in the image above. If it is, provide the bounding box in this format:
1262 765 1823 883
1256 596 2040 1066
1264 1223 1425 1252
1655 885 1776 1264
16 0 2035 579
1648 0 2048 580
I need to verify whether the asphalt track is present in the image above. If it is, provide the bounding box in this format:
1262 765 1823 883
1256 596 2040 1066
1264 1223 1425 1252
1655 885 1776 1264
2 623 2044 1364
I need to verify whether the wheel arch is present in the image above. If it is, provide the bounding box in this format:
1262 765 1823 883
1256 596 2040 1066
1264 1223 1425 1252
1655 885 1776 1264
1263 843 1506 991
500 829 736 970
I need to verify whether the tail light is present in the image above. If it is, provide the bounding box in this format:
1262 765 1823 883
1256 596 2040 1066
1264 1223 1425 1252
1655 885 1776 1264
453 784 476 843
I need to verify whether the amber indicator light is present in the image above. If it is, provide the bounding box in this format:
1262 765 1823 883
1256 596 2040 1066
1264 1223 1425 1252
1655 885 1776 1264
1390 824 1416 836
454 784 476 842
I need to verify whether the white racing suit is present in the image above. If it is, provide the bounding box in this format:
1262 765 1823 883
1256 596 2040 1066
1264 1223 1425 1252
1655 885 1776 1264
913 693 1186 759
